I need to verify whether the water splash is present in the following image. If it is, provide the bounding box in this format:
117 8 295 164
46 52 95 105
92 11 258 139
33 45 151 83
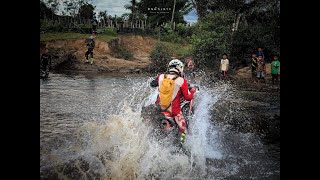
184 87 223 177
41 74 277 180
42 76 227 179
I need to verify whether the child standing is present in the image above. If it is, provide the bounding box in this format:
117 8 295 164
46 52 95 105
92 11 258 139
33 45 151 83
256 55 265 81
220 54 229 80
251 53 258 77
271 54 280 85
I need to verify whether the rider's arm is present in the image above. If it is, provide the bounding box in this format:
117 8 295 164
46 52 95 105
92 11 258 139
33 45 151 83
150 75 159 87
180 78 195 101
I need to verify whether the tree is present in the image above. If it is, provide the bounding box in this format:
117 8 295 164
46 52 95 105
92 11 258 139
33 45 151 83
171 0 176 25
79 3 95 20
40 1 53 20
63 0 73 16
136 0 192 27
98 11 107 27
62 0 91 17
191 10 234 68
46 0 60 20
125 0 138 28
190 0 280 68
231 0 280 60
191 0 207 20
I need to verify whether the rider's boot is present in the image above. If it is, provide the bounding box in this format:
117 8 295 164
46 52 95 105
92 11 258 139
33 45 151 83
180 133 186 144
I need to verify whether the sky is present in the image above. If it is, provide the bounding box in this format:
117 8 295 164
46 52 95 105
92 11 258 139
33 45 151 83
91 0 198 24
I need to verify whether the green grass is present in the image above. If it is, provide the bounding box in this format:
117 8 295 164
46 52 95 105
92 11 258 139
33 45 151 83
160 41 192 57
40 32 117 42
97 35 117 42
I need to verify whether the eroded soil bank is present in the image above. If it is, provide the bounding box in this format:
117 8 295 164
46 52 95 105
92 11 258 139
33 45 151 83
40 35 157 73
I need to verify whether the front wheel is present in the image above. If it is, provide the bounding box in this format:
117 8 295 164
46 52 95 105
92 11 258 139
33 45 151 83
161 119 170 129
158 113 175 130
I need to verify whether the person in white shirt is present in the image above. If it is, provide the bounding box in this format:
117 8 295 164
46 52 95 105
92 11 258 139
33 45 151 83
220 54 229 80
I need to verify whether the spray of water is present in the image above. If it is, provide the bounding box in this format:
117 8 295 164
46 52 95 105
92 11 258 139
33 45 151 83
185 87 223 176
41 74 279 179
87 82 227 179
41 76 232 179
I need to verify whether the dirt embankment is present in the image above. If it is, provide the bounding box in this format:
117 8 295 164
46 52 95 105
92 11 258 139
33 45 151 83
41 35 157 73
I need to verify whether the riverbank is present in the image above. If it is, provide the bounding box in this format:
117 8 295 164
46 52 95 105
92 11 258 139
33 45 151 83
40 33 190 74
41 35 154 73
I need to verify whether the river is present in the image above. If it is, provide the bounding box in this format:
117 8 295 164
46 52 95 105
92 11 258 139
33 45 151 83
40 72 279 179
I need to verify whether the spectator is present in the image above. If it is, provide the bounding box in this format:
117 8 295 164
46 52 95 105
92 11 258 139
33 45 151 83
256 55 265 81
257 47 265 61
220 54 229 80
251 53 258 77
271 54 280 85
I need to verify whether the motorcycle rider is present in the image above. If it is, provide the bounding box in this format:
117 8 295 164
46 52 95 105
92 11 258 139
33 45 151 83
150 59 196 143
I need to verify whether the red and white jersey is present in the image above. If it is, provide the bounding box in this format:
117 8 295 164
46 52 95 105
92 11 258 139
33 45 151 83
157 74 194 116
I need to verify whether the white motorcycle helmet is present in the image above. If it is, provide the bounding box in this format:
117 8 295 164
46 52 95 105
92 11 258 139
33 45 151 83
168 59 184 76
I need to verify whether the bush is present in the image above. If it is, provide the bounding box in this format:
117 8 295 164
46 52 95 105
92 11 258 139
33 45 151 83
175 23 187 37
109 38 133 60
161 32 184 43
98 27 117 36
159 23 191 44
148 43 171 74
40 21 64 32
40 20 92 33
114 47 133 60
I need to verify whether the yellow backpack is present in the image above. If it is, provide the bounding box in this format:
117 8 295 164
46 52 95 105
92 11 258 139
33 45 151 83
159 74 178 109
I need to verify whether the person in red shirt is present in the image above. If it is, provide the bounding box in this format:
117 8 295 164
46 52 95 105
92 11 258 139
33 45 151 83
150 59 196 142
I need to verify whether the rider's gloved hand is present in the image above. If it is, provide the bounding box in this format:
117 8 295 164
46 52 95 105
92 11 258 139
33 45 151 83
190 87 196 94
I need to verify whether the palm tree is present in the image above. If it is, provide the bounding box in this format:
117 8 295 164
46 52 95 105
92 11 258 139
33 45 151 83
124 0 137 28
98 10 107 27
121 13 130 28
171 0 177 26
